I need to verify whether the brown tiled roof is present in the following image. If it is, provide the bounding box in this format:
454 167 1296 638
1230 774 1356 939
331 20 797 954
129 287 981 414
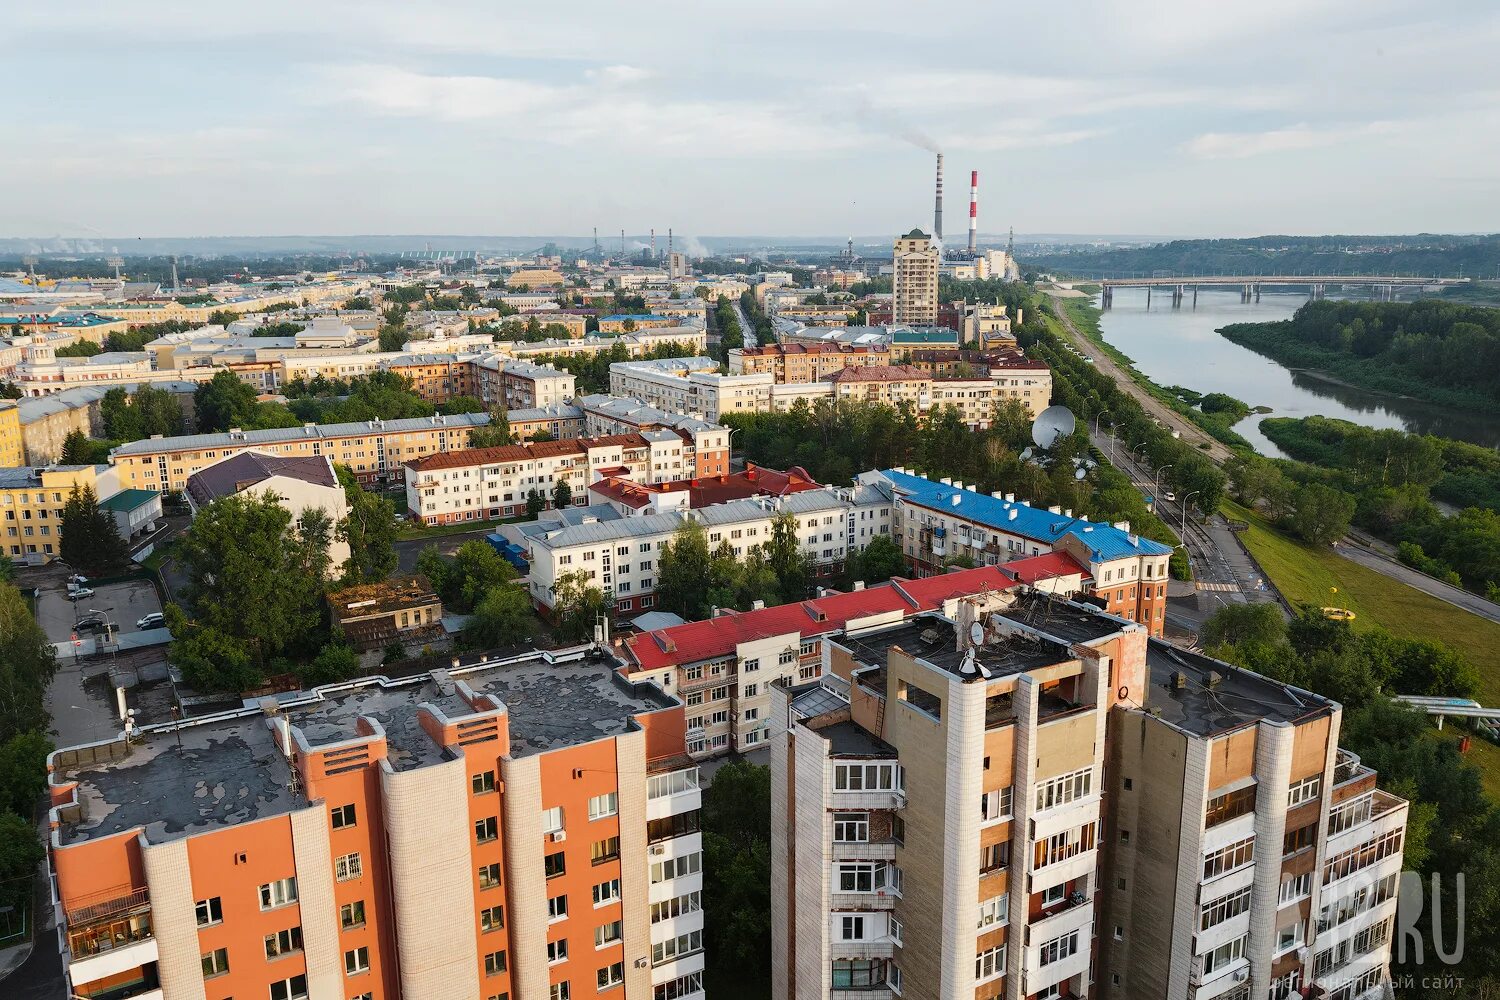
185 451 338 506
828 364 930 383
406 432 651 472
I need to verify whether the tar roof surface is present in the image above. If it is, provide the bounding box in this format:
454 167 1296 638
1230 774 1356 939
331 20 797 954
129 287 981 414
1144 641 1330 737
842 615 1071 680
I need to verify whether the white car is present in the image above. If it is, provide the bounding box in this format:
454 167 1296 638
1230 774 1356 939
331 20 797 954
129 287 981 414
68 587 96 601
137 612 166 631
1163 491 1177 502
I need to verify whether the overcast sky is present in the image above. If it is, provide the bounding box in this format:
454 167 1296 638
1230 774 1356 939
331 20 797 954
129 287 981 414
7 0 1498 241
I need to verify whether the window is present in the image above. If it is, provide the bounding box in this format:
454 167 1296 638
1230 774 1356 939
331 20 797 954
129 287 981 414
479 863 502 890
341 900 366 929
651 891 702 923
485 950 509 977
335 852 363 882
473 770 496 794
548 895 569 920
977 894 1008 929
593 879 622 906
1035 767 1092 811
742 658 759 672
1201 934 1247 974
1276 920 1304 954
202 947 230 978
831 959 888 989
832 812 869 842
1038 929 1080 967
1279 872 1312 905
545 852 567 878
841 915 866 940
980 841 1010 872
1271 971 1302 1000
481 904 505 932
551 984 571 1000
548 939 569 964
975 944 1005 983
1329 793 1374 836
1205 784 1257 827
591 836 621 864
345 946 370 975
1288 775 1322 807
655 972 704 1000
265 927 304 959
743 683 758 697
476 816 499 843
270 974 308 1000
652 930 703 965
589 792 618 820
1200 886 1252 930
1284 822 1317 855
195 896 223 927
1202 837 1256 880
832 762 903 792
981 786 1013 823
595 920 623 947
1324 828 1404 883
598 961 625 990
541 806 564 835
259 877 298 910
650 852 703 883
1033 822 1097 869
647 811 700 844
331 803 357 829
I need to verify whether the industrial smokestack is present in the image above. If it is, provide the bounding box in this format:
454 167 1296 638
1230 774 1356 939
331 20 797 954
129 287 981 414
933 153 944 243
650 228 656 259
968 170 979 254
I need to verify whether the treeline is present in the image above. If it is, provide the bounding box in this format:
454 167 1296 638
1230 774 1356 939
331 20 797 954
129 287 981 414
1023 233 1500 280
0 580 58 918
1221 299 1500 407
1251 416 1500 596
1202 604 1500 994
739 291 775 346
711 297 740 363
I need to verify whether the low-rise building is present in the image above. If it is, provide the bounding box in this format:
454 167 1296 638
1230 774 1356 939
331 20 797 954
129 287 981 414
598 314 679 334
507 404 585 442
588 464 822 517
46 648 701 1000
0 399 22 466
575 396 730 470
15 383 199 466
98 488 162 543
109 412 492 492
328 573 444 649
0 463 120 563
185 451 351 570
729 343 894 381
474 358 577 410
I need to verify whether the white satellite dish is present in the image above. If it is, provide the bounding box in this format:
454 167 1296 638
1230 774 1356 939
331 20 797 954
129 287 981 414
1075 467 1088 480
960 648 978 676
968 620 985 647
1031 405 1077 450
1019 447 1034 462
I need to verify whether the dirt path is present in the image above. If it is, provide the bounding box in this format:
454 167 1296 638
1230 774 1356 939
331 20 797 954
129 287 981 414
1046 292 1235 464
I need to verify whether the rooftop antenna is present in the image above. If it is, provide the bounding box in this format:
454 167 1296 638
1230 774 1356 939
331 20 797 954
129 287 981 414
621 229 626 259
960 647 978 676
968 619 985 649
593 227 600 257
1007 226 1015 260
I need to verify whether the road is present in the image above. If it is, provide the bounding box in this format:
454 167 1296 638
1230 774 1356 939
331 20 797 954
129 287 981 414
1047 292 1233 463
731 299 756 348
1054 290 1500 630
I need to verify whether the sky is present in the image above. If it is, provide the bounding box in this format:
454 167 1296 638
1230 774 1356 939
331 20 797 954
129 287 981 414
6 0 1500 241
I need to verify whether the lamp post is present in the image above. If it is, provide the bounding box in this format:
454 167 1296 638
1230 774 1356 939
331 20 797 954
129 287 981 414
1181 490 1201 537
1154 465 1173 496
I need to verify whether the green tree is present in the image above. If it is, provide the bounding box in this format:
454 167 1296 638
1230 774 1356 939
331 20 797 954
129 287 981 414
1201 603 1286 652
334 466 399 585
525 489 546 519
0 730 50 817
60 484 128 573
0 583 57 740
418 540 518 613
0 812 43 913
193 370 300 432
701 760 771 996
464 584 534 649
1292 483 1356 546
54 340 102 358
552 479 573 510
164 608 262 693
300 643 361 687
656 521 713 619
766 511 812 604
552 569 608 643
60 430 110 465
439 395 486 415
342 296 372 310
469 417 512 449
847 533 905 586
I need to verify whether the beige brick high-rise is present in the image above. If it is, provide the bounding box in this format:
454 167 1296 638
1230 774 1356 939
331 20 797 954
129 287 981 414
892 231 939 327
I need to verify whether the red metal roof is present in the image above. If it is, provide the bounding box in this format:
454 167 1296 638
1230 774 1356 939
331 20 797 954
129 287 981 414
588 465 822 511
1001 551 1091 584
407 432 650 472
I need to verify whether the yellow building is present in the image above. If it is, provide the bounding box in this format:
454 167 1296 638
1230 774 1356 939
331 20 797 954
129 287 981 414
0 464 117 563
506 268 567 289
892 229 939 326
0 401 22 467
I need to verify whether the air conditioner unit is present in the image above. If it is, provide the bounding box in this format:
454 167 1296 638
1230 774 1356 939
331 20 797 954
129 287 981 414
634 957 650 969
649 844 665 856
1233 968 1249 983
548 831 567 843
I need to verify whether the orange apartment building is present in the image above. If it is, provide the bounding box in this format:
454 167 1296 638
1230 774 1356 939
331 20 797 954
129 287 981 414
108 413 493 492
48 649 707 1000
728 344 893 382
385 355 480 404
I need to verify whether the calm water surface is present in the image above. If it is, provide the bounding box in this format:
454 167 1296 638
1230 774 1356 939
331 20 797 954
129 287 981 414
1093 288 1500 457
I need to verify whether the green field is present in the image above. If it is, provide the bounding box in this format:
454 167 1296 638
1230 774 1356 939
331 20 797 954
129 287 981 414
1223 500 1500 692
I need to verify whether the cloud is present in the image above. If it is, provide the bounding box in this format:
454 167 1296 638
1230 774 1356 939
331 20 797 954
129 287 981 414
1180 121 1398 160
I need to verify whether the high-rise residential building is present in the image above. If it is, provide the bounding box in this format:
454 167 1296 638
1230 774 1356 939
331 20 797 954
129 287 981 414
891 231 940 327
48 650 707 1000
769 588 1405 1000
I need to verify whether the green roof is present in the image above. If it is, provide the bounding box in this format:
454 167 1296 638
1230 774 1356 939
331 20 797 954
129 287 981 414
99 489 160 512
892 328 958 344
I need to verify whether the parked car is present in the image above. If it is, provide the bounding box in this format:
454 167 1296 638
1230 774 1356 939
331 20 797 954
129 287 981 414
136 612 166 631
67 574 89 587
68 587 96 601
75 616 109 633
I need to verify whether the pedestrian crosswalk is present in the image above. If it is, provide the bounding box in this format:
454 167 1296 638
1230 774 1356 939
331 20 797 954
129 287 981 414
1196 581 1240 592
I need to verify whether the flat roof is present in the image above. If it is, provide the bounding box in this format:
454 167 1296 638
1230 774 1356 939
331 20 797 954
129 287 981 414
54 651 676 845
842 615 1072 680
111 411 491 456
1143 641 1330 737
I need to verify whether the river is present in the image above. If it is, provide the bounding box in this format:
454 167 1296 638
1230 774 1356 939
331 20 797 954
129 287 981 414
1092 288 1500 458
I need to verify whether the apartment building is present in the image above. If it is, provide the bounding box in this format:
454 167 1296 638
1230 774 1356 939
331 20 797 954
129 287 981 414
48 648 706 1000
0 463 120 563
508 404 586 442
728 344 894 381
511 483 893 620
617 566 1021 758
892 231 940 327
769 588 1405 1000
403 430 724 525
865 469 1173 635
608 358 773 423
496 328 707 361
0 399 23 466
576 396 730 468
599 315 680 334
588 465 822 518
109 412 492 492
384 354 480 404
475 358 578 410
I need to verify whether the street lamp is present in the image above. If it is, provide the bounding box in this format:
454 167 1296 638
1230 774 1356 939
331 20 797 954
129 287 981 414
1180 490 1202 537
1154 465 1173 496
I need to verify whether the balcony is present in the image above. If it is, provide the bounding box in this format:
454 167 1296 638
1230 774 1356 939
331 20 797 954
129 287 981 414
832 835 900 862
1029 890 1093 940
75 968 162 1000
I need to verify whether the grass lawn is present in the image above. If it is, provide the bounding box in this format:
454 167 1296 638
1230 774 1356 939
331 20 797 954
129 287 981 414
395 519 513 542
1223 500 1500 693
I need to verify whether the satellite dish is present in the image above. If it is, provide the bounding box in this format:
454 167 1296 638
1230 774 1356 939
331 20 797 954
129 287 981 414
960 648 978 676
1031 405 1077 450
968 620 985 647
1019 447 1034 462
1075 467 1088 480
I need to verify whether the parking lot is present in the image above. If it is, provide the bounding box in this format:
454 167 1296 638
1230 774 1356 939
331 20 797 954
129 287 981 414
34 577 164 648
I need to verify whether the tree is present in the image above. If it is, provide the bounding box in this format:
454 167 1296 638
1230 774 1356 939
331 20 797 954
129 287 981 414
464 584 534 649
847 533 904 586
54 340 102 358
60 484 128 572
656 521 713 620
0 730 50 817
1201 603 1286 652
300 643 361 687
552 570 608 643
343 296 372 310
334 466 399 585
701 760 771 996
469 417 512 449
194 370 260 432
526 489 546 519
1292 483 1356 546
552 479 573 510
766 511 812 604
418 540 518 613
0 812 43 913
439 395 486 415
60 430 110 465
0 583 56 741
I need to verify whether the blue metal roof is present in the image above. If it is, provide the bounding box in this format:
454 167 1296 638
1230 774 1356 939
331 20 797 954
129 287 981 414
879 469 1172 563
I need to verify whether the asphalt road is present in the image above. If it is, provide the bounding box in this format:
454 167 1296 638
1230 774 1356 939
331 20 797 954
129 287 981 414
732 300 756 348
1337 535 1500 626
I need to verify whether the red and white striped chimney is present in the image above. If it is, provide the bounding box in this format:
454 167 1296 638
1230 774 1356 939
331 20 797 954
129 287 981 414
967 170 979 253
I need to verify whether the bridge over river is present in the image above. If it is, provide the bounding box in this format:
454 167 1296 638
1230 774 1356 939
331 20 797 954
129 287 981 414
1099 274 1469 307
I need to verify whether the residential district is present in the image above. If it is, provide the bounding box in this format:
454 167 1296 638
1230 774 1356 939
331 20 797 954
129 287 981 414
0 229 1402 1000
